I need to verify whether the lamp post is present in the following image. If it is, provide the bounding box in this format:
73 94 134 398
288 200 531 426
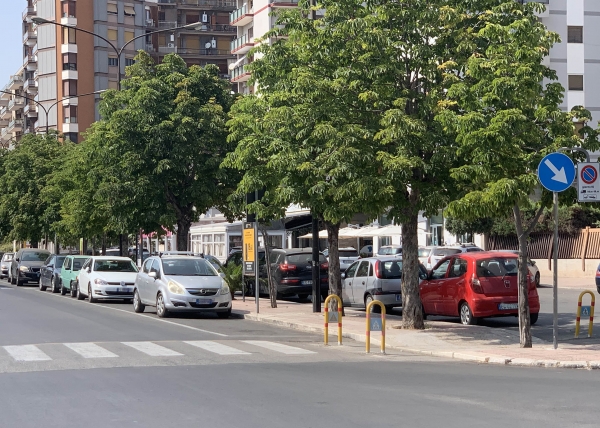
0 89 106 135
32 17 202 90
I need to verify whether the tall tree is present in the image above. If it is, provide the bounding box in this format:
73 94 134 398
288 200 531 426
439 1 598 346
84 52 236 249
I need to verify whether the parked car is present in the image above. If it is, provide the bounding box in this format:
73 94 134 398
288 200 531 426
76 256 139 302
39 255 66 293
359 245 373 258
269 248 329 300
424 244 483 269
60 255 90 297
342 256 428 312
128 247 150 262
203 254 224 273
419 251 540 325
377 245 402 256
491 250 540 287
326 247 359 272
0 252 13 279
133 255 232 318
418 246 434 266
9 249 51 286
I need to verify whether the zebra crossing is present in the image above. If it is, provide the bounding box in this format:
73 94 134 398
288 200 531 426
0 340 319 369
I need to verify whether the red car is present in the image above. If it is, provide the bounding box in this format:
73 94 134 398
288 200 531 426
419 252 540 325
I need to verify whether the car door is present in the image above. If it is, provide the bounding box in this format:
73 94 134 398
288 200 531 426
78 258 92 296
444 257 468 315
61 257 72 288
342 262 359 305
420 259 451 315
41 256 54 288
146 259 162 304
138 258 153 304
353 261 370 306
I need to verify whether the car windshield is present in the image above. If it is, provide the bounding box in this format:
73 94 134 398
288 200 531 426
2 254 13 261
418 248 430 258
22 252 50 261
72 258 88 271
162 259 217 276
477 258 518 277
56 256 66 267
93 259 138 272
433 248 461 257
339 250 358 258
286 253 327 264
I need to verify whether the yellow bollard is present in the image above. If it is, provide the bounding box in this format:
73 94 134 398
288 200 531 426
366 301 386 354
324 295 343 345
575 290 595 338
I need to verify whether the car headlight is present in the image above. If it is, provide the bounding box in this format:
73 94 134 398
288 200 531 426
168 281 186 295
19 266 30 272
94 278 108 286
220 283 230 295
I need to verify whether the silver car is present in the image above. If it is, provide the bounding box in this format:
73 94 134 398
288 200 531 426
132 255 232 318
491 250 540 287
341 256 428 312
0 253 13 279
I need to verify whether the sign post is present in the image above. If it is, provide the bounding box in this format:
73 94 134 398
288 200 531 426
538 152 576 349
243 222 258 311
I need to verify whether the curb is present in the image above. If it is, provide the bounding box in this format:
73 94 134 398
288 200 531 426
234 310 599 370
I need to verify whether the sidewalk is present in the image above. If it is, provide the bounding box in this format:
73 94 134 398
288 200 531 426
232 297 600 370
541 275 596 289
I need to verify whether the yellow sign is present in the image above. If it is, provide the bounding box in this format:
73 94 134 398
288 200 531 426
243 226 255 263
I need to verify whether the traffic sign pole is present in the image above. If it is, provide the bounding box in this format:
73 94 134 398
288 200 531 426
553 192 558 350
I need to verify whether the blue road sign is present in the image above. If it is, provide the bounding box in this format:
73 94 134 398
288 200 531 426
581 306 591 318
370 318 382 332
537 153 576 192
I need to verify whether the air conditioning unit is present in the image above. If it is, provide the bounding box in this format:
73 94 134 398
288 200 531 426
167 43 175 48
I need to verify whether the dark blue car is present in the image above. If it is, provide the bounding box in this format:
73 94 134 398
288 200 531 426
40 255 66 293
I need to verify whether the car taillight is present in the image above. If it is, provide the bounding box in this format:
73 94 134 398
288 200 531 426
470 274 484 294
320 262 328 270
374 260 383 279
280 263 297 272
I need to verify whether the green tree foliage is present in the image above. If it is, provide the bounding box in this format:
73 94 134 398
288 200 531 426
439 1 599 346
445 216 494 238
83 52 236 249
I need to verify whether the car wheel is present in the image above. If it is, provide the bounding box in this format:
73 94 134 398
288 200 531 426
16 275 23 287
70 281 77 298
156 292 168 318
51 276 60 293
385 305 393 314
88 284 97 303
460 302 478 325
535 272 540 287
39 277 47 291
217 308 232 319
76 282 85 300
364 294 380 313
60 280 67 296
133 290 145 313
530 312 539 325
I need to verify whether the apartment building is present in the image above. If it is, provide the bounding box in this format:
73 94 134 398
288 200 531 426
0 69 27 147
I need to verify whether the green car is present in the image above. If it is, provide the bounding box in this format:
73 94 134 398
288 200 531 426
60 255 90 297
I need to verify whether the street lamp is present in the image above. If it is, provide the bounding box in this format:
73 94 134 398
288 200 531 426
31 17 203 90
0 89 106 134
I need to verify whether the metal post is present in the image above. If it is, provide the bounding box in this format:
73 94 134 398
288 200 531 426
254 221 259 314
312 214 321 312
553 191 558 349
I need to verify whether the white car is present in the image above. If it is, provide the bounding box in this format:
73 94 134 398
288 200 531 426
76 256 139 302
491 250 540 287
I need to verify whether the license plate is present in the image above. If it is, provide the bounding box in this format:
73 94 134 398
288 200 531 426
498 303 518 310
395 294 401 302
196 299 212 305
301 280 312 285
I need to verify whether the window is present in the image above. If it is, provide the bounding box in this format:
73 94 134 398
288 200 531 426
448 258 468 278
62 0 76 18
63 80 77 96
150 259 160 274
568 26 583 43
125 58 135 66
62 53 77 71
62 27 76 44
124 5 136 17
108 57 118 67
345 262 359 278
142 258 152 274
64 132 78 143
63 258 72 270
569 75 584 91
431 259 450 280
124 31 134 43
107 3 118 15
107 28 117 41
356 261 370 277
63 105 77 123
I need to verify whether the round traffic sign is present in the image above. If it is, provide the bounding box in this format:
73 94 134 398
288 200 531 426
581 164 598 185
537 153 576 192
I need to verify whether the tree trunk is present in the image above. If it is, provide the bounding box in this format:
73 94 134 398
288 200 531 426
176 217 191 251
401 192 424 330
513 204 532 348
325 221 343 315
259 225 277 308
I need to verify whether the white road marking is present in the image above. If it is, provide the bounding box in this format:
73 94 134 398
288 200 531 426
4 345 51 361
242 341 316 355
184 341 250 355
64 342 118 359
122 341 183 357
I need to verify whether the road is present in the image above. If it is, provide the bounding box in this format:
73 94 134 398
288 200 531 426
2 279 600 428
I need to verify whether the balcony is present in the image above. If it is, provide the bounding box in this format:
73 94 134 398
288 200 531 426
23 29 37 46
22 6 35 21
0 117 8 127
231 34 254 55
145 43 155 52
162 0 236 9
24 102 37 117
8 75 23 91
0 107 9 120
158 21 178 29
146 18 155 28
269 0 300 5
190 23 236 33
1 128 8 138
231 64 250 82
7 119 23 132
230 5 254 26
177 47 231 56
26 55 37 71
23 79 37 94
8 97 25 111
158 45 178 54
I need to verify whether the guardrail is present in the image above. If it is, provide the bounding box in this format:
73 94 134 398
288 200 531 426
575 290 595 338
366 301 386 353
324 295 342 345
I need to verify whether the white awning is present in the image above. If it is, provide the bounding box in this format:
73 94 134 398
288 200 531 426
372 224 403 237
299 226 384 239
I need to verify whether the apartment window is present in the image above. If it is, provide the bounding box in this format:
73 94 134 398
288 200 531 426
64 133 78 143
124 31 134 43
63 105 78 123
63 80 77 96
62 53 77 71
61 0 76 18
107 3 118 15
125 58 135 66
62 27 76 44
568 75 584 91
108 57 118 67
124 5 136 17
568 26 583 44
107 29 117 41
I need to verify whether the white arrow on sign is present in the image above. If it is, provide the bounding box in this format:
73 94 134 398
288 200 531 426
544 159 568 184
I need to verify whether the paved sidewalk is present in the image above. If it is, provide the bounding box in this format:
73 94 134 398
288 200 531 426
232 297 600 370
540 275 596 289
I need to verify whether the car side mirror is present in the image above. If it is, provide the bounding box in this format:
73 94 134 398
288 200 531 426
149 271 157 279
48 265 54 269
341 272 346 279
85 267 90 273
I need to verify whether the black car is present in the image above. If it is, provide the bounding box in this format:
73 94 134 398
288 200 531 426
9 249 51 286
40 254 66 293
269 248 328 300
226 248 267 295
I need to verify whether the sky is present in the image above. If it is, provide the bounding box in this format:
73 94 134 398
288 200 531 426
0 1 27 86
